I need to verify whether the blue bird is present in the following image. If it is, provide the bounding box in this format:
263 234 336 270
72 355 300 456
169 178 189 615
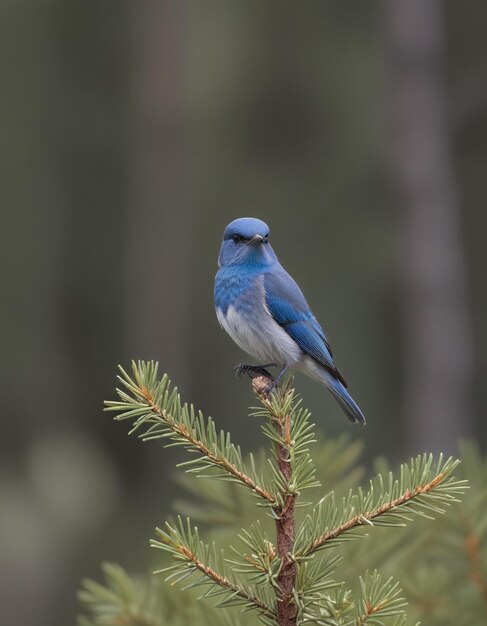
214 217 365 425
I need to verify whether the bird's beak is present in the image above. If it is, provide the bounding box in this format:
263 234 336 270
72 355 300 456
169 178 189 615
250 234 264 244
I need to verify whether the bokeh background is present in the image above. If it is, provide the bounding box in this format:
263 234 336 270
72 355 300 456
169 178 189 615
1 1 486 625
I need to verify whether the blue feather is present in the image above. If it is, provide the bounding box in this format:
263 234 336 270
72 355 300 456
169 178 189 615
264 268 347 386
215 265 262 315
325 374 366 425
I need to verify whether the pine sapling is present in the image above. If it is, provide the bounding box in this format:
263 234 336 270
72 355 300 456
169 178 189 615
102 361 466 626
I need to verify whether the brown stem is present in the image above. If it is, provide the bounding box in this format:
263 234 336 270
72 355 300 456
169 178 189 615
173 544 274 617
465 531 487 603
252 375 298 626
357 600 387 626
306 471 448 555
275 428 297 626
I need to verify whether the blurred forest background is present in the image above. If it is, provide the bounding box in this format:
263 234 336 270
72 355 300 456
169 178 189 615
1 1 486 625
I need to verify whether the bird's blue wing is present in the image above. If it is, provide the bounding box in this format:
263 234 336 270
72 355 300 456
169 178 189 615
263 267 348 387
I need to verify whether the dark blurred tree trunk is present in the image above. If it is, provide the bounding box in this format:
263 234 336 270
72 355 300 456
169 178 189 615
126 0 192 391
383 0 473 452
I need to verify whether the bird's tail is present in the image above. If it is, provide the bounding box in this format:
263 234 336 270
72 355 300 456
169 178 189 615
325 375 366 425
298 358 366 425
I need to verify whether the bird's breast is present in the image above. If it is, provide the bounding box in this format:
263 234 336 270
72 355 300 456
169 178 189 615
215 285 302 365
214 267 256 315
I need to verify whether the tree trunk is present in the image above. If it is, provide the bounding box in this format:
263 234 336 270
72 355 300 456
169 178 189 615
126 0 192 391
383 0 473 452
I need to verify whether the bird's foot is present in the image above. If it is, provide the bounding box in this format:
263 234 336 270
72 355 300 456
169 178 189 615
262 379 278 396
234 363 276 380
261 365 289 397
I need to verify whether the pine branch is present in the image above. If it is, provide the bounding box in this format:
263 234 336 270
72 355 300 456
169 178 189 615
457 442 487 606
465 529 487 602
104 361 277 505
77 562 232 626
298 585 354 626
355 571 408 626
296 454 467 558
77 563 161 626
293 555 342 621
151 516 276 622
226 522 279 583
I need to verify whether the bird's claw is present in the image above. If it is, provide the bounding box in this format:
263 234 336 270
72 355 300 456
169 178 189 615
262 380 277 396
234 363 276 380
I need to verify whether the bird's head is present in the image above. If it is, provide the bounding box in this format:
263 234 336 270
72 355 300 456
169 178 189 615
218 218 277 268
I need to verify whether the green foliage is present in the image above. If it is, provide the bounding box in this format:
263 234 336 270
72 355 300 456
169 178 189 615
252 386 321 506
294 454 465 558
105 361 276 505
77 562 231 626
355 571 410 626
77 361 480 626
151 516 275 621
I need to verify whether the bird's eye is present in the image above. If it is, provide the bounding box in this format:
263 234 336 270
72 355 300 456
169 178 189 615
263 234 269 244
232 234 241 243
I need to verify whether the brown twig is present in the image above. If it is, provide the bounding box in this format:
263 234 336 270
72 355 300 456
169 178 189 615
465 531 487 603
173 544 274 617
357 600 387 626
306 472 448 555
252 375 298 626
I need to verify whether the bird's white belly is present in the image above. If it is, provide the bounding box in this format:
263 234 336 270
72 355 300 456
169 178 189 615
216 305 302 365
